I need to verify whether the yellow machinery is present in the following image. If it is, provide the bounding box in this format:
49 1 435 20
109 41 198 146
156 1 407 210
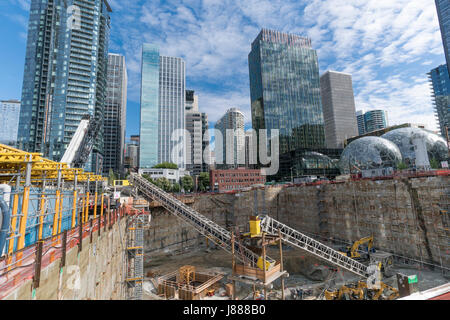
339 236 374 259
325 280 399 300
113 180 130 187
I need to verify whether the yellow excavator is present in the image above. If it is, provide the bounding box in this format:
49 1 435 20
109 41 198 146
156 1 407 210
339 236 374 260
325 280 399 300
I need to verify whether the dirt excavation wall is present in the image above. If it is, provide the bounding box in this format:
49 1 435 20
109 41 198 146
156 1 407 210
144 176 449 269
4 218 126 300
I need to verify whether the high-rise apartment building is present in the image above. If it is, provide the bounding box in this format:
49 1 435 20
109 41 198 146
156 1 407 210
356 110 389 135
214 108 245 168
18 0 111 174
139 44 186 170
428 64 450 137
356 110 366 135
185 90 209 176
320 71 358 148
364 110 388 133
0 100 21 145
435 0 450 75
103 54 127 176
249 28 325 155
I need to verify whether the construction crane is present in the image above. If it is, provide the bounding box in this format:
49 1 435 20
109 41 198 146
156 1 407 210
338 236 374 259
61 114 101 169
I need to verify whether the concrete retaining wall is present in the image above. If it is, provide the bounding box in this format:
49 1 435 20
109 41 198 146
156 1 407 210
144 176 449 268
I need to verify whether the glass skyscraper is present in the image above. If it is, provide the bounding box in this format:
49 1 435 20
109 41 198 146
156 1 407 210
249 28 325 155
0 100 21 146
139 44 186 170
103 54 127 176
364 110 388 133
18 0 111 174
436 0 450 75
428 64 450 137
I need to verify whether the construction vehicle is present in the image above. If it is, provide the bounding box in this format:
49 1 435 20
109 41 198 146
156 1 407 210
338 236 374 260
206 288 215 297
325 280 399 300
61 114 102 170
324 284 365 300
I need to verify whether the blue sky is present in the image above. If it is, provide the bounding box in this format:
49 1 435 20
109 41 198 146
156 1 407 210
0 0 446 138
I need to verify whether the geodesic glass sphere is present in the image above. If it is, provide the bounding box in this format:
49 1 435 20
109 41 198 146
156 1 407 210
381 127 448 166
339 136 402 174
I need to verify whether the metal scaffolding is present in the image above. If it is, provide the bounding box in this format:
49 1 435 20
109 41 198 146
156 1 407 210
123 212 150 300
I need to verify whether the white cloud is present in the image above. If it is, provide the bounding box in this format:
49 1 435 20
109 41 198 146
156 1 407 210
108 0 443 132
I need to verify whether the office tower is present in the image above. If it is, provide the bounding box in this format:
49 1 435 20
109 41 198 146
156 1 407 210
249 28 325 155
364 110 388 133
435 0 450 75
201 113 210 169
356 110 366 135
124 137 139 170
214 108 245 168
185 90 203 176
320 71 359 148
18 0 112 174
0 100 21 145
103 54 127 176
428 64 450 137
139 44 186 170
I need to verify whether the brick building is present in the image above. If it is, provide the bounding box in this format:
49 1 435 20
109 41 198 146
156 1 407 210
210 168 266 192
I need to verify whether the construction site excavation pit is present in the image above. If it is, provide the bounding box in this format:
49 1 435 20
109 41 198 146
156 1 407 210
133 173 450 301
142 241 449 300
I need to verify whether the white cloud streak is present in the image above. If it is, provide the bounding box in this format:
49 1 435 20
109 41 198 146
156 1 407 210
110 0 444 131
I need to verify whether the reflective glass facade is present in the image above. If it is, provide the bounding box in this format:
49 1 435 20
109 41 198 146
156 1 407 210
436 0 450 75
104 54 127 176
381 127 448 165
140 44 160 169
428 64 450 137
364 110 388 133
0 100 21 145
139 45 186 169
18 0 111 174
338 136 402 174
249 29 325 154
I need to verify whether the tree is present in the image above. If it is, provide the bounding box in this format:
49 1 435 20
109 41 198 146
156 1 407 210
155 177 171 192
181 175 194 193
152 162 178 169
172 183 181 193
198 172 210 192
108 168 117 185
397 162 408 170
430 158 440 169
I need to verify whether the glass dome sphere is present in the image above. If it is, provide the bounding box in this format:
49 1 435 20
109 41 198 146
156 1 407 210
381 127 448 166
339 136 402 174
